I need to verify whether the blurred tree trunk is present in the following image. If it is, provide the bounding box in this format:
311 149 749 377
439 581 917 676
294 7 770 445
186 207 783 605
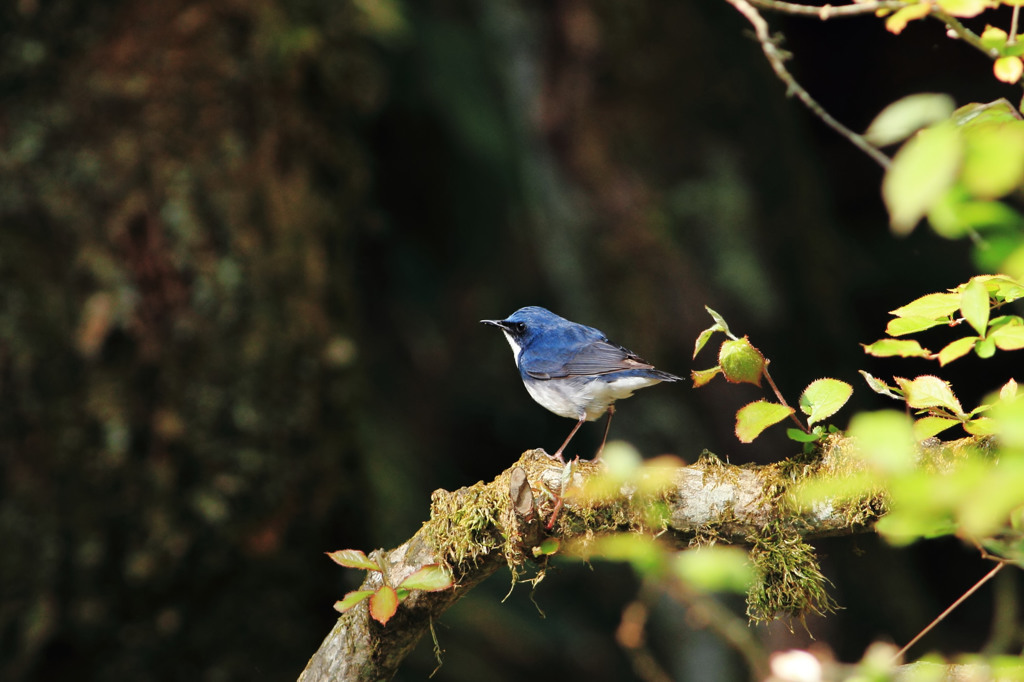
1 1 380 679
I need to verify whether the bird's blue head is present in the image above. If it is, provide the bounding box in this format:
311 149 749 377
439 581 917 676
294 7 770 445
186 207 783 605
481 306 590 360
481 306 559 352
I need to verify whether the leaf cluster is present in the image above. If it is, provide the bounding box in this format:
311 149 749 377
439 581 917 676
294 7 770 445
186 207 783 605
327 549 453 626
692 307 853 445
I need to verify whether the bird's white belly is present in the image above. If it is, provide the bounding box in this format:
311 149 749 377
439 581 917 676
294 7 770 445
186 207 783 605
524 375 662 421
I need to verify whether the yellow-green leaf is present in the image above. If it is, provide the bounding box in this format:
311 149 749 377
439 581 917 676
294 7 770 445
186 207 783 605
963 417 997 435
960 277 991 334
735 400 794 443
690 367 721 388
885 316 944 336
588 534 667 575
896 375 965 416
980 25 1009 50
859 370 903 400
884 123 964 235
890 292 961 318
864 93 956 147
862 338 932 358
1000 378 1019 401
913 415 959 440
398 564 453 592
799 378 854 426
937 336 978 365
672 547 754 594
885 2 932 33
693 325 722 360
334 590 375 613
961 121 1024 198
847 411 916 474
990 321 1024 350
937 0 996 17
975 336 997 358
327 549 380 571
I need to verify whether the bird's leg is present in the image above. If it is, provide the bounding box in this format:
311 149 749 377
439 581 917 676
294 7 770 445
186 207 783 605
592 406 615 461
552 416 586 462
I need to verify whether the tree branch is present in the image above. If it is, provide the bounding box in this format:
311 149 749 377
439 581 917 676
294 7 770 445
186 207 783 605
724 0 893 169
298 436 903 681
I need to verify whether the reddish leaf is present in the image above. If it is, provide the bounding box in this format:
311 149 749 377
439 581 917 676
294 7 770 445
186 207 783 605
369 586 399 625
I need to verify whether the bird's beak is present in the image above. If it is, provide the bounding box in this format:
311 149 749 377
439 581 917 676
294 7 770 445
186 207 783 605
480 319 508 330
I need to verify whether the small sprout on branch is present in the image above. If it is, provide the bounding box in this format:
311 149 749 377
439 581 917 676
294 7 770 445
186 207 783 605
328 548 454 625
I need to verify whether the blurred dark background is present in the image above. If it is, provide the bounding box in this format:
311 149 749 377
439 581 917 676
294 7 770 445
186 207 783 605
2 1 1021 680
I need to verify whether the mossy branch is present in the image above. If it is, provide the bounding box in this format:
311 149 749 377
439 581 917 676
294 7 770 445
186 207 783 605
298 436 982 682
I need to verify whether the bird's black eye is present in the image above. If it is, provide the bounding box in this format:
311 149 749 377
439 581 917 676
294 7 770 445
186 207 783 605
511 322 527 335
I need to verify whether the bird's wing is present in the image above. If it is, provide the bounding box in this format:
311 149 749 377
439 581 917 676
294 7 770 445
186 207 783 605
521 340 654 379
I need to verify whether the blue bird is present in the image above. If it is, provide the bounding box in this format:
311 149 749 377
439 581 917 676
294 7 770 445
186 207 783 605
482 306 681 462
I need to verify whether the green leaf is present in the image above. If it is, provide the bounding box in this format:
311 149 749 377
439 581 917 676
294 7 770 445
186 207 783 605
693 325 722 360
788 427 823 443
735 400 795 443
1000 378 1019 401
937 336 978 365
937 0 995 17
672 547 754 594
885 316 945 336
398 564 453 592
862 338 932 358
889 292 961 319
864 93 956 147
690 367 721 388
991 394 1024 448
535 538 560 556
799 378 853 426
960 277 991 335
326 549 381 571
895 375 965 416
588 534 667 576
980 25 1009 51
960 462 1024 537
859 370 903 400
912 415 960 440
990 321 1024 350
875 511 958 546
718 337 766 386
963 417 997 435
369 585 399 625
927 190 1022 238
601 441 643 482
987 276 1024 302
883 123 964 235
885 3 932 33
961 121 1024 199
975 336 997 358
334 590 375 613
847 410 917 474
705 306 734 338
952 99 1021 128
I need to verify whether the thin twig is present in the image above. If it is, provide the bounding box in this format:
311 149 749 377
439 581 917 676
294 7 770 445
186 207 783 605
1011 3 1021 46
748 0 909 19
763 364 810 433
932 9 999 58
892 561 1007 662
747 1 1000 62
724 0 892 169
